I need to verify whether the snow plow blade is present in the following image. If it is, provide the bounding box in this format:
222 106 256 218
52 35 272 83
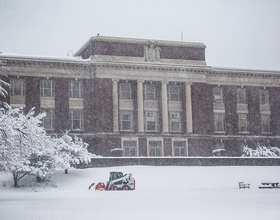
89 182 106 190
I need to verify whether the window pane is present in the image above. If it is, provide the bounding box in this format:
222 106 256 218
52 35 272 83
70 109 83 130
41 80 54 97
120 111 133 130
213 87 223 104
122 114 131 121
13 80 22 95
123 140 137 157
44 80 51 89
261 115 270 132
214 113 225 132
130 147 136 156
149 141 162 147
174 141 186 147
145 111 158 131
44 88 51 97
120 83 132 100
260 89 269 105
169 85 180 101
149 147 162 156
147 121 156 130
237 88 246 104
73 120 80 130
175 147 185 156
72 81 80 90
145 84 157 100
171 122 180 131
238 114 248 132
122 121 131 130
42 109 54 130
155 147 161 156
123 141 137 147
69 81 82 98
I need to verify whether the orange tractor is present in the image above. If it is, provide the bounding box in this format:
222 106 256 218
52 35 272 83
89 172 135 191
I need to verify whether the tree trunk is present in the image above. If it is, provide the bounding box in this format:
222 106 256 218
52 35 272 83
65 169 68 174
12 172 26 187
12 173 19 187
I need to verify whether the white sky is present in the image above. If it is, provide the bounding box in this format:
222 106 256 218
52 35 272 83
0 0 280 70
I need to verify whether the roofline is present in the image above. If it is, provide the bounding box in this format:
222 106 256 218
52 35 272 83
0 53 88 63
74 35 206 56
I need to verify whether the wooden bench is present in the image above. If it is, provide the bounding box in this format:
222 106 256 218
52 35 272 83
238 182 250 189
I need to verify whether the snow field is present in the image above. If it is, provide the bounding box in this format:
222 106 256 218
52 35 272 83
1 166 280 220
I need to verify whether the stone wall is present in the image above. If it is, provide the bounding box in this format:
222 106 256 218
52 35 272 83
77 157 280 168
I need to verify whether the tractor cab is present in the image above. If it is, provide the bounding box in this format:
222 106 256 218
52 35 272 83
109 172 124 181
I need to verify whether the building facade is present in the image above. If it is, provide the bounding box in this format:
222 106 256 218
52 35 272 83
1 36 280 157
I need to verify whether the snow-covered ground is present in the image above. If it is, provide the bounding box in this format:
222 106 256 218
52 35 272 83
1 166 280 220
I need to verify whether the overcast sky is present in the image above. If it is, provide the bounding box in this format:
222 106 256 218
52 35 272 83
0 0 280 70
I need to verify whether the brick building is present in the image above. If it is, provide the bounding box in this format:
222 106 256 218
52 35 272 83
1 36 280 157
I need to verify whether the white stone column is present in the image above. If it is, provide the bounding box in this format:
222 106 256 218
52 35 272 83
162 81 169 133
113 79 119 133
186 83 193 133
137 80 144 133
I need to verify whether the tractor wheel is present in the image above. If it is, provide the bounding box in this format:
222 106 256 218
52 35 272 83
123 185 130 190
111 186 117 190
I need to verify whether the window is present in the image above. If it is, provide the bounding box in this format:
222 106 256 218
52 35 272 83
149 140 162 156
10 78 25 96
120 110 133 131
69 109 84 130
168 84 180 101
40 80 55 97
69 81 83 98
119 83 132 100
261 114 270 133
214 113 225 132
170 112 181 132
260 89 269 105
123 140 137 156
144 84 157 101
238 114 248 132
213 87 223 104
237 88 247 104
145 111 159 131
173 141 186 156
42 108 55 130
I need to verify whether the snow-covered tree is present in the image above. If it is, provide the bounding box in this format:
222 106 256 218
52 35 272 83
26 138 60 182
242 144 280 157
0 106 48 186
0 60 10 98
0 66 92 186
55 132 92 173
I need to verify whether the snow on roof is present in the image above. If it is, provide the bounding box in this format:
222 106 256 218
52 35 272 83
0 53 90 62
211 65 280 73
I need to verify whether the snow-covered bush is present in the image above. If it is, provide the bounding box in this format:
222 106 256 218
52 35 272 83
270 147 280 156
110 148 123 157
212 149 226 156
24 132 92 180
242 144 280 157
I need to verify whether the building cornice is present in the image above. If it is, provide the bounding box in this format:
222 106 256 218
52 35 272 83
1 55 90 69
207 67 280 79
2 54 280 86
